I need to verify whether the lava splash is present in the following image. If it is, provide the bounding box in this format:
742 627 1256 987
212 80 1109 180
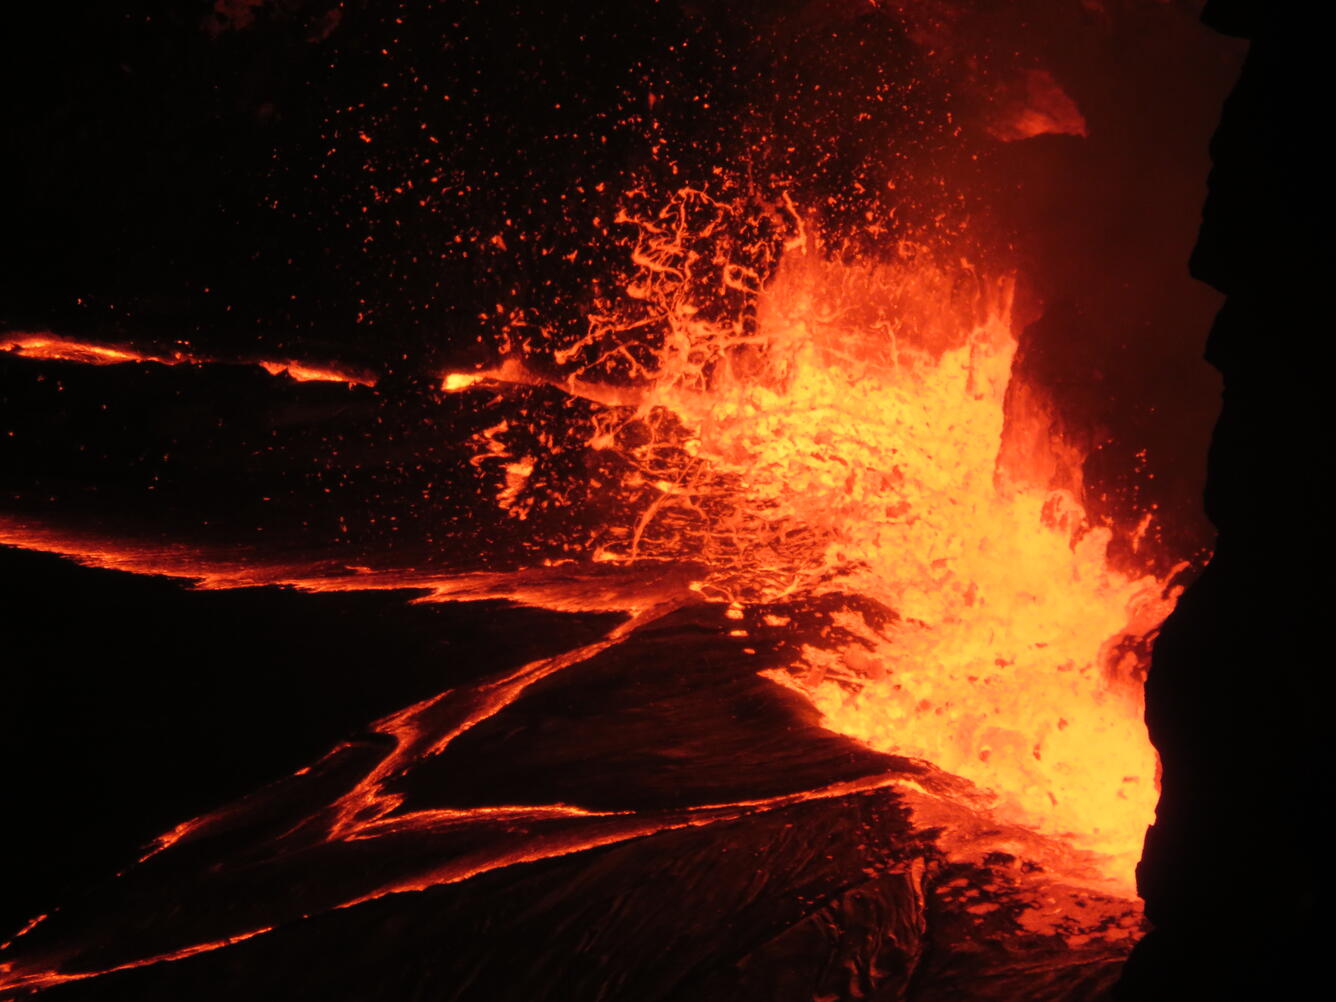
0 215 1177 994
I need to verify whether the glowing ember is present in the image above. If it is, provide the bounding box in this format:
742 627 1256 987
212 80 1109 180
988 69 1089 142
255 360 374 385
442 372 485 392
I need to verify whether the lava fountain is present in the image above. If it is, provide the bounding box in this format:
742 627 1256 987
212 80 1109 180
445 185 1178 892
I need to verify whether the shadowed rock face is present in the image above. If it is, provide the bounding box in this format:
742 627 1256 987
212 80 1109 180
1118 3 1327 1000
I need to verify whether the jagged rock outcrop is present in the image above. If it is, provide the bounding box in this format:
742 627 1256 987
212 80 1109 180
1118 3 1326 999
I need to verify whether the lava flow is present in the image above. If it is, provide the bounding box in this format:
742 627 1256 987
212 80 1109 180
1 333 376 386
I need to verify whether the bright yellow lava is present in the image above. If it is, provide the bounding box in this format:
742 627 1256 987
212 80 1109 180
608 234 1173 892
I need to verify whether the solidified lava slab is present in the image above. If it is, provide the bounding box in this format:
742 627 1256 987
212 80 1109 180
2 325 1147 1002
29 796 928 1002
0 544 626 937
2 540 1140 1002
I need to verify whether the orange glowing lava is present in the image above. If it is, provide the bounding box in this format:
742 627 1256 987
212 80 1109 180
519 188 1179 892
256 359 375 385
2 333 376 386
0 196 1175 991
0 333 182 366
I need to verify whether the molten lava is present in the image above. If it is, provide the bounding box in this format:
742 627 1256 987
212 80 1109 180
443 188 1176 891
745 254 1171 885
1 333 376 386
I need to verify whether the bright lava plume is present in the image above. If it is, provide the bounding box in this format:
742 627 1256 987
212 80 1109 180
447 188 1176 891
